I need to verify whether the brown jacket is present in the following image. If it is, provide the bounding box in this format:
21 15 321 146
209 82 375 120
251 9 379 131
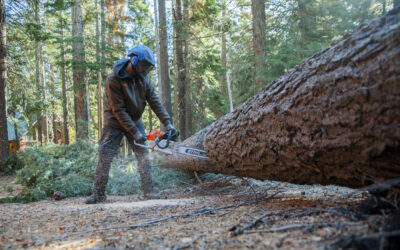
104 59 171 136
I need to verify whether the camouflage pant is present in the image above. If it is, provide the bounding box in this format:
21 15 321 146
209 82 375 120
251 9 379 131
92 121 152 198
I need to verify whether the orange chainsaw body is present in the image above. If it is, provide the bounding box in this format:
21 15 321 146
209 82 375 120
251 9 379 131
146 129 165 141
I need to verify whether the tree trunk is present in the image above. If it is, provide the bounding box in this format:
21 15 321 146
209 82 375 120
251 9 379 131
173 32 179 126
220 0 228 98
86 78 90 141
72 0 88 140
97 72 103 139
50 65 58 144
174 0 186 138
160 9 400 188
117 0 125 58
0 0 9 163
40 50 48 143
101 0 107 78
106 0 115 55
96 0 103 139
60 8 69 144
34 0 42 145
153 0 163 100
251 0 266 93
158 0 172 126
183 0 192 137
227 72 233 112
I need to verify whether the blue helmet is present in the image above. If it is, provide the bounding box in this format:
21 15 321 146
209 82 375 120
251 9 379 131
127 45 155 66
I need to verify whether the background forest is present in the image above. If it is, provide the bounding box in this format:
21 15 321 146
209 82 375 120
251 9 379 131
0 0 398 201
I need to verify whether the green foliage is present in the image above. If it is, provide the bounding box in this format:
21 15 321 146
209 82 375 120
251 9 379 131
227 0 390 109
0 155 24 175
1 184 14 194
0 141 191 203
10 141 97 202
106 156 191 196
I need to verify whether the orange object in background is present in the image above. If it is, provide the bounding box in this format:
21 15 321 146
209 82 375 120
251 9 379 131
146 129 165 141
8 141 17 156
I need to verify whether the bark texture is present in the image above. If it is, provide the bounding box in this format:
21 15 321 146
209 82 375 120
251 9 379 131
158 0 172 123
161 9 400 188
34 0 42 145
50 65 58 144
0 0 9 162
251 0 266 93
174 0 186 139
72 0 88 140
60 8 69 144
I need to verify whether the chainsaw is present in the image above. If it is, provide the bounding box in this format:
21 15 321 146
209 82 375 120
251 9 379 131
134 129 208 159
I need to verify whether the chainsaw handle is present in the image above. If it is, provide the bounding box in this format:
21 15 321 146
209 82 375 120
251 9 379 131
155 130 172 149
134 140 150 149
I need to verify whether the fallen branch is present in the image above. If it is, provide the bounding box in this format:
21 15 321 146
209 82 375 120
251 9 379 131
106 211 143 218
231 209 295 236
286 207 349 219
193 171 203 184
360 230 400 239
243 222 363 234
231 207 352 236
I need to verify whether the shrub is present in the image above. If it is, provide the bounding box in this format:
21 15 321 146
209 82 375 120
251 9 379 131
0 140 191 203
9 140 98 202
0 155 24 175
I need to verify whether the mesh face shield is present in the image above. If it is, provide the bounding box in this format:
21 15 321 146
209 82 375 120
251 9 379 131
127 45 155 66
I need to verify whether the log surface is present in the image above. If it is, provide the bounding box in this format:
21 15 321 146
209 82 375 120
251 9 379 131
162 9 400 188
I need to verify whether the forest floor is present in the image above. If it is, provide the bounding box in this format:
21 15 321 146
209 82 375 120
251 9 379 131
0 174 393 249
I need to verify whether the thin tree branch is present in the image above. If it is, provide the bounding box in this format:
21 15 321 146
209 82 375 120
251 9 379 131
242 222 364 234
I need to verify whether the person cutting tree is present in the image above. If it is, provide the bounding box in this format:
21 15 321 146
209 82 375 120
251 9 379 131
86 45 176 204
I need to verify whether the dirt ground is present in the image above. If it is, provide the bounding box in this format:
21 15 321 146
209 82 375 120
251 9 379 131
0 174 383 249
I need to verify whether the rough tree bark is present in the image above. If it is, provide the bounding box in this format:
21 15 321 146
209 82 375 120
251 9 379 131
72 0 88 140
160 9 400 188
174 0 186 138
159 0 173 126
251 0 266 93
153 0 163 101
219 0 228 99
59 7 69 144
183 0 192 137
0 0 9 163
34 0 42 145
95 0 103 139
50 65 58 144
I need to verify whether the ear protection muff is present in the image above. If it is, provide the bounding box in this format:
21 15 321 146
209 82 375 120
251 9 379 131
131 55 139 67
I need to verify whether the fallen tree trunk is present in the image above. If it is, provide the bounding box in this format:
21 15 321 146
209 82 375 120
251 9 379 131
161 8 400 188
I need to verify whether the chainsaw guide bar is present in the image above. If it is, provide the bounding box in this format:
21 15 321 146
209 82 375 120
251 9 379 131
177 146 208 159
134 139 208 159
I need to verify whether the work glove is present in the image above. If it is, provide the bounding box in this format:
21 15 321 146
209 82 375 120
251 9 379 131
134 131 147 144
166 123 176 134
